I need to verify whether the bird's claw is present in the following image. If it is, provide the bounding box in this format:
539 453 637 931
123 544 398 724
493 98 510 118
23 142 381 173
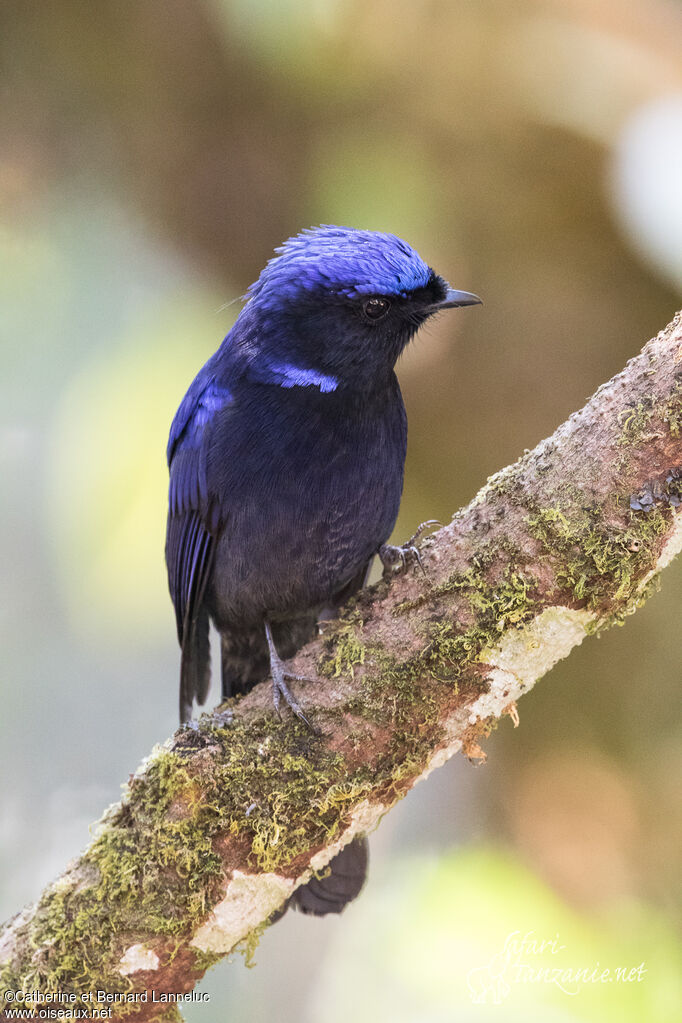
265 620 318 731
272 670 317 732
379 520 440 578
406 519 440 547
379 542 423 575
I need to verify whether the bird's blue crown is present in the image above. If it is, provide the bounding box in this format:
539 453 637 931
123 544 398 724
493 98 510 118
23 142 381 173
247 225 433 305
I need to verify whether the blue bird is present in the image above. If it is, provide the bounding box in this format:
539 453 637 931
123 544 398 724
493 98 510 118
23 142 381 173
166 225 480 913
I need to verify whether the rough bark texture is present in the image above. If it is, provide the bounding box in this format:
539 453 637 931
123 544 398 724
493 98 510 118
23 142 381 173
2 312 682 1022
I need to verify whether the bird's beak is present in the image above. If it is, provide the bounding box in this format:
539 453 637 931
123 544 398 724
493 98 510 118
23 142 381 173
433 288 482 310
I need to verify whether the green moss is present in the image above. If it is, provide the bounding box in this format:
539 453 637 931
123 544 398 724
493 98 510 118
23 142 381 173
616 385 682 446
483 461 525 500
0 691 443 1004
318 610 367 678
395 559 536 628
353 495 674 740
616 397 656 446
0 748 229 1010
663 382 682 437
351 564 539 730
528 504 667 616
237 920 268 968
191 947 222 974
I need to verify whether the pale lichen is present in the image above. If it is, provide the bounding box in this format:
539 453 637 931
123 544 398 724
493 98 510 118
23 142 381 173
190 871 294 955
477 605 595 689
119 944 160 976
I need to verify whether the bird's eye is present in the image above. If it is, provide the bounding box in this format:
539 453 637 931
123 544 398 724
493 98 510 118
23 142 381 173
362 297 391 321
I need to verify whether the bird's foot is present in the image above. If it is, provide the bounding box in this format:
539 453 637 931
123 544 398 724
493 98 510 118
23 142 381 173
379 520 440 577
272 669 316 730
265 621 318 732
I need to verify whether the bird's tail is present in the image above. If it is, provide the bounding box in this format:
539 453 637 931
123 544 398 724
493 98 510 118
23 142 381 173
179 606 211 723
290 836 369 916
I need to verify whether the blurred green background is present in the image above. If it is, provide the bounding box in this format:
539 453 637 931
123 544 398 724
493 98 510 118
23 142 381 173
1 1 681 1019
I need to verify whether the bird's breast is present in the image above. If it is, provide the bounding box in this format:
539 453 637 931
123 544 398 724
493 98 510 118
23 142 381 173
207 380 407 626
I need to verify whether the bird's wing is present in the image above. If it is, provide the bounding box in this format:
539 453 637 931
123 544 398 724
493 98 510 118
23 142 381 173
166 371 232 719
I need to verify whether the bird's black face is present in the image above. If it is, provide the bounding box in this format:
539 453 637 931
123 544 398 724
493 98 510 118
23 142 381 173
348 273 453 366
285 271 480 389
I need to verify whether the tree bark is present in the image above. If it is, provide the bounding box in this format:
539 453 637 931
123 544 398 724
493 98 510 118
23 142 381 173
2 312 682 1022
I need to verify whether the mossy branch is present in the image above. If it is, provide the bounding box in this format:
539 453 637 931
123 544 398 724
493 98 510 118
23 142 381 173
2 312 682 1021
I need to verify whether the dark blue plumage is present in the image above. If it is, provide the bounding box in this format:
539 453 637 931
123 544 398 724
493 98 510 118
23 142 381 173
165 225 479 913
